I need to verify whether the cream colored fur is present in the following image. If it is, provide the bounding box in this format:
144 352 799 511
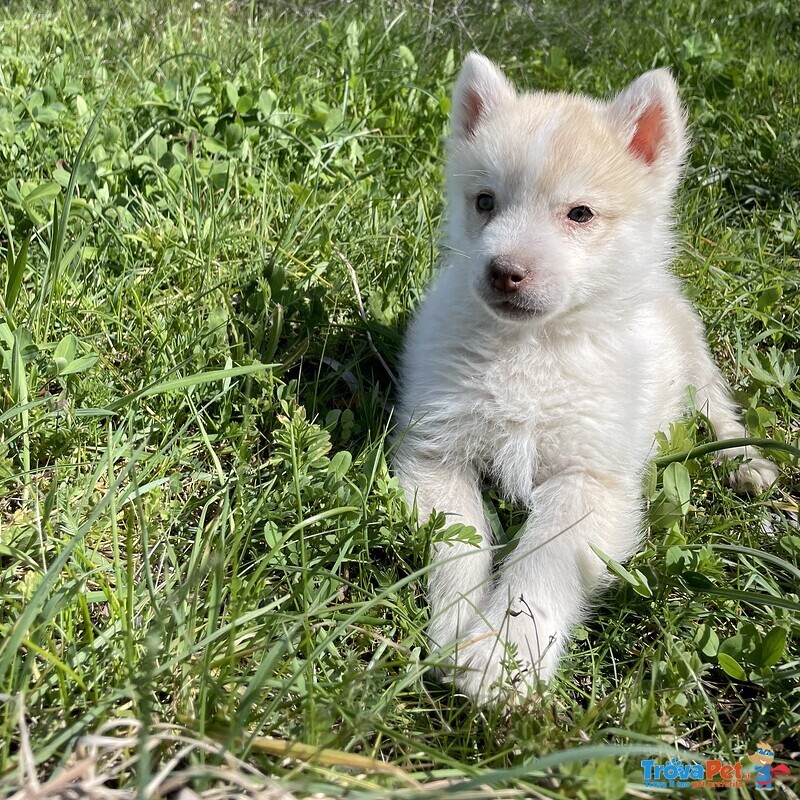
394 53 778 705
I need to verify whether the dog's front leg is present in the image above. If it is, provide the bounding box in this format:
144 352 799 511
394 453 494 654
455 470 642 704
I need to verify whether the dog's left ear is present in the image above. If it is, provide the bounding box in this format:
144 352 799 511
608 69 688 178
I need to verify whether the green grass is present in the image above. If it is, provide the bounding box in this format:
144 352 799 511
0 1 798 797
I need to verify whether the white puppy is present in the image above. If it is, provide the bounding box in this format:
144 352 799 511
394 53 778 704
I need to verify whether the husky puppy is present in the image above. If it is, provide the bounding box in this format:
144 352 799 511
394 53 778 704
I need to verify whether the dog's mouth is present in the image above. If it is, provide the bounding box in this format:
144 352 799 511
488 297 545 320
474 280 551 321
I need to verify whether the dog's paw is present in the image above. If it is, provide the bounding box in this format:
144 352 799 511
727 451 779 495
449 629 543 705
435 609 561 705
425 605 481 685
426 601 480 656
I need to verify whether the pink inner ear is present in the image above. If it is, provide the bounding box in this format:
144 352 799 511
629 103 665 165
459 87 485 137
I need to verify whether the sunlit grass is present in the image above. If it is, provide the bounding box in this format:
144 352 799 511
0 1 797 796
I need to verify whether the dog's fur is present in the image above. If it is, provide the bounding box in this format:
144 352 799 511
394 54 778 704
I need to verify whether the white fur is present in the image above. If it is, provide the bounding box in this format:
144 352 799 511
394 53 778 705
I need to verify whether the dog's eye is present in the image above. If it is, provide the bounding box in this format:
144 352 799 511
476 193 495 213
567 205 594 223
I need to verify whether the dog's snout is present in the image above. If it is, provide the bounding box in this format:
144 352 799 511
488 258 529 294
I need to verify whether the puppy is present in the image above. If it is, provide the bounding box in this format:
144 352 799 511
393 53 778 704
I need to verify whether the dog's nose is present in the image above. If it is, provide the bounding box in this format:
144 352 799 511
488 258 528 294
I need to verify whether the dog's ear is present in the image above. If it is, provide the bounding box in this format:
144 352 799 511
608 70 688 175
451 53 515 138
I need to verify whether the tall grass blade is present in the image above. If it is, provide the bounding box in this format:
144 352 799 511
34 93 109 335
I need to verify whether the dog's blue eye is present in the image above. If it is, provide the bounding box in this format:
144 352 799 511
476 193 495 213
567 205 594 223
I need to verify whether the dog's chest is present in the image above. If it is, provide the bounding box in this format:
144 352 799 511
451 341 607 493
477 356 551 430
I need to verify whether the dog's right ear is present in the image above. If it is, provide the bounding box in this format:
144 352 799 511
451 53 515 138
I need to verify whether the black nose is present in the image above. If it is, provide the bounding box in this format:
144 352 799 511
488 258 528 294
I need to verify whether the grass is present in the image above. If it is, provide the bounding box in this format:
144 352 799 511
0 0 798 797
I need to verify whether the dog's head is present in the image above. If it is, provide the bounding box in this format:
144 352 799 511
445 53 688 324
